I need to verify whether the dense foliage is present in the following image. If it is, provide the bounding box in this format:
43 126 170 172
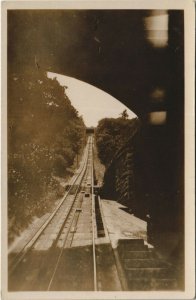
8 68 86 241
95 116 140 166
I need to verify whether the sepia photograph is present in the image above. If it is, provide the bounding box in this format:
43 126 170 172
1 1 195 299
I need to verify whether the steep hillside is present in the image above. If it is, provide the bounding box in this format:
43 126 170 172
8 68 86 242
95 116 140 167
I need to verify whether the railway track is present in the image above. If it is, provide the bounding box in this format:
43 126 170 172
9 135 99 291
8 134 178 292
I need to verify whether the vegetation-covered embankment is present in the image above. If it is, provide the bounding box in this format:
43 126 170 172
95 115 140 206
95 114 140 167
8 68 86 242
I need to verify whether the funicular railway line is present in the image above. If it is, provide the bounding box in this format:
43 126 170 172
9 135 100 291
8 135 179 291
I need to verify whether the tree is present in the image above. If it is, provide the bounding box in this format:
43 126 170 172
8 67 86 242
95 117 140 166
120 109 129 119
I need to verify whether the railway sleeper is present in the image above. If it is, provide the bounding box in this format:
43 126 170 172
69 185 79 195
97 229 105 238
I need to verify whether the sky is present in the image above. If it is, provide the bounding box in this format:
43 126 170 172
47 72 136 127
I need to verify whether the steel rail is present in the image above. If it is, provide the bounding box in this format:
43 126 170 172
46 153 92 291
97 195 128 291
9 139 91 275
91 138 98 291
47 162 89 291
47 136 97 291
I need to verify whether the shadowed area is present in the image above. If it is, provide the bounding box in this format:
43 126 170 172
9 246 94 291
9 244 121 291
8 10 183 117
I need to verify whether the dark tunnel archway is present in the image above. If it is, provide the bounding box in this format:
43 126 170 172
8 9 183 120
